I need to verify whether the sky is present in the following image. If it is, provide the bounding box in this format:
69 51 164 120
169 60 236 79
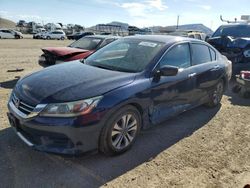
0 0 249 31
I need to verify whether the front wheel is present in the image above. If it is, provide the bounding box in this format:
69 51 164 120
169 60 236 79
99 106 141 156
205 80 224 107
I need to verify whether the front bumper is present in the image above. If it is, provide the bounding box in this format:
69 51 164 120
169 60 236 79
7 101 105 155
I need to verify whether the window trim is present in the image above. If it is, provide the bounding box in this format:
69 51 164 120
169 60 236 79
209 47 217 62
153 41 192 72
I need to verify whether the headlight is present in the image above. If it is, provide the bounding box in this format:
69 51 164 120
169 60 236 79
39 96 103 117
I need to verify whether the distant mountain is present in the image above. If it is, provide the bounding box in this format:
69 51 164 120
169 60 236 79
177 24 214 35
0 17 16 29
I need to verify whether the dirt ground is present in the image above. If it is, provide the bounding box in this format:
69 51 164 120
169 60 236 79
0 38 250 188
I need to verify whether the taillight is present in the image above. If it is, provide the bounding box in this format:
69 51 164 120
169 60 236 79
241 71 250 79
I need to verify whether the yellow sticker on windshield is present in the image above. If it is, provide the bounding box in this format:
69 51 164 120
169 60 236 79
139 42 157 47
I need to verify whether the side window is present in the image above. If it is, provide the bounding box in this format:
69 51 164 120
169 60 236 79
99 39 115 48
160 43 191 68
209 48 216 61
189 34 194 38
194 34 202 40
191 44 211 65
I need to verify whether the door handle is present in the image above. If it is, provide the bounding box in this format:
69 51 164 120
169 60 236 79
188 73 197 78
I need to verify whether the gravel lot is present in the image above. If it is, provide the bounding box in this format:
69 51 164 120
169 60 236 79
0 38 250 188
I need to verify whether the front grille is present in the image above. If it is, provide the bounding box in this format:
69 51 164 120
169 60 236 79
12 93 35 115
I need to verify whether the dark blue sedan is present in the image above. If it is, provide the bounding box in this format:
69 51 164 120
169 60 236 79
7 35 231 155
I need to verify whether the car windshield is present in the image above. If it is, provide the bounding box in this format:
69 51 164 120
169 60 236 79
213 25 250 38
68 37 103 50
85 38 164 73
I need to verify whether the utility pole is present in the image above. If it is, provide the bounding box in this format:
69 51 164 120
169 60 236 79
176 15 180 30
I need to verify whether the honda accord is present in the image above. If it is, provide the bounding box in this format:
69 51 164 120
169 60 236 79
7 35 231 155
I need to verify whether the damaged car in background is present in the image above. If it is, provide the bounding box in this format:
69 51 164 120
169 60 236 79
38 35 119 67
207 15 250 75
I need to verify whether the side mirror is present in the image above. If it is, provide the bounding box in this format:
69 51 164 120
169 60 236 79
157 66 178 77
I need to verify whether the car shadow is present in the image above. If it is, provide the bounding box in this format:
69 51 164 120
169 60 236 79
0 77 20 89
224 80 250 106
0 105 220 187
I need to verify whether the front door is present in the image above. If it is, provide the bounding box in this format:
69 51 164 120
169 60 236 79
150 43 197 124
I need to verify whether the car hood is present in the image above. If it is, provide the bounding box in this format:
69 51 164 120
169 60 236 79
42 47 89 56
15 62 136 105
208 36 250 49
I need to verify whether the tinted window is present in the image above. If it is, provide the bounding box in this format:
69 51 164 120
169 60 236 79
69 37 103 50
213 25 250 38
2 30 11 33
189 35 194 38
209 48 216 61
160 43 191 68
194 34 201 40
52 31 62 34
192 44 211 65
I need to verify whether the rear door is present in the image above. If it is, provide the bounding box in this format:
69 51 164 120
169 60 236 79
190 43 224 101
150 42 197 124
51 31 57 39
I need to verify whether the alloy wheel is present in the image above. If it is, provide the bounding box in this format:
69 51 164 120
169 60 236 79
111 114 138 150
213 81 224 105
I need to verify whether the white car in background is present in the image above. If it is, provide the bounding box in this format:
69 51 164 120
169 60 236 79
42 30 66 40
0 29 23 39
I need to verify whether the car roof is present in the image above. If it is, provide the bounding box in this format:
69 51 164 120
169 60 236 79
219 23 250 27
86 35 120 39
123 35 201 44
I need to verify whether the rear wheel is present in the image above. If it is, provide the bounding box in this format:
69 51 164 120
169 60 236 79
46 36 51 40
99 105 141 156
205 80 224 107
60 36 65 40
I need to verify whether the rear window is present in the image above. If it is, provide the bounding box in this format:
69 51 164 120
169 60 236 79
194 34 201 40
69 37 103 50
192 44 211 65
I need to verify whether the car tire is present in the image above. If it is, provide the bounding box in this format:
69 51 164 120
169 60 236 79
239 87 249 98
46 36 51 40
99 105 141 156
205 80 224 108
232 85 241 93
61 36 65 40
15 35 20 39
